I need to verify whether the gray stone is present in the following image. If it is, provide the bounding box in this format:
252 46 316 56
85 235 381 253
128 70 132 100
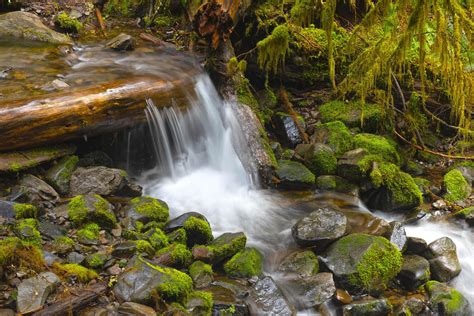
45 155 78 194
337 148 370 183
118 302 156 315
278 250 319 278
106 33 135 51
70 167 142 197
16 174 60 210
16 272 61 314
67 252 85 264
276 160 315 190
38 221 67 240
113 241 138 259
425 237 461 282
0 11 72 44
406 237 428 255
271 113 305 148
289 273 336 309
343 298 392 316
397 255 430 290
384 221 407 251
292 207 347 249
248 276 296 316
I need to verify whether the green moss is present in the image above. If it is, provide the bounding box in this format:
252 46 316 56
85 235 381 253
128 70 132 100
0 237 45 271
223 247 263 278
424 281 469 315
85 253 107 269
135 240 155 255
56 12 83 33
130 196 169 222
167 228 187 245
312 121 353 157
15 219 41 245
67 195 117 230
369 162 423 209
189 260 213 279
183 217 213 247
77 223 100 244
148 228 169 250
306 145 337 175
13 203 38 219
257 25 290 74
319 101 383 132
353 133 400 165
67 195 87 224
443 169 471 202
276 160 316 185
187 291 213 316
455 206 474 219
156 243 192 267
53 263 98 283
206 232 247 263
0 237 22 265
93 195 117 229
53 236 74 253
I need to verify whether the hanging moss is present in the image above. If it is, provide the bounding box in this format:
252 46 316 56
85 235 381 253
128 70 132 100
257 25 290 74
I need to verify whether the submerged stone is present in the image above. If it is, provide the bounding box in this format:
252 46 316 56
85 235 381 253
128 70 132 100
342 298 392 316
278 250 319 278
248 276 296 316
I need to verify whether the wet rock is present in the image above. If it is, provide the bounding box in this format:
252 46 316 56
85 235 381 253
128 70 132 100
278 250 319 278
337 148 370 183
455 206 474 227
67 252 85 264
113 241 138 259
202 284 249 316
45 155 78 195
118 302 156 316
164 212 208 232
424 237 461 282
38 221 67 240
189 261 213 288
276 160 315 189
51 79 70 90
271 113 305 148
316 175 358 196
70 167 142 197
292 207 347 249
16 272 60 314
343 298 392 316
106 33 135 51
0 11 72 44
67 194 116 230
289 273 336 309
15 174 59 211
397 255 430 290
248 276 296 315
423 281 471 316
383 221 407 251
320 233 402 293
123 196 169 227
77 151 113 168
406 237 428 255
224 247 263 278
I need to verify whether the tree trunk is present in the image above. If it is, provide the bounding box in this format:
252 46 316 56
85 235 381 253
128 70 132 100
0 74 197 152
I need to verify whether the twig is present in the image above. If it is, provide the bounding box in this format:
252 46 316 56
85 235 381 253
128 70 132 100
95 8 106 35
279 86 309 143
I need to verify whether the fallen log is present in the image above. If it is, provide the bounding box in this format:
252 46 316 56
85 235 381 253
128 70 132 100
0 74 198 152
32 282 108 316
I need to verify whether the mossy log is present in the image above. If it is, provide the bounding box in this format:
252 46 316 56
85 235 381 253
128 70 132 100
0 75 197 152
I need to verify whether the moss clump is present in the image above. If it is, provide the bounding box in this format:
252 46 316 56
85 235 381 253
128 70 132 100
147 228 169 250
443 169 471 202
156 243 192 268
85 253 107 269
319 101 383 132
53 263 98 283
13 203 38 219
305 144 337 175
67 195 117 230
135 240 155 256
186 291 213 316
183 217 213 247
353 133 400 165
224 247 263 278
423 281 470 315
0 237 45 271
189 261 213 283
56 12 83 33
205 232 247 263
276 160 316 188
369 162 423 210
53 236 75 254
77 223 100 244
15 219 41 245
167 228 187 245
129 196 169 223
319 121 353 157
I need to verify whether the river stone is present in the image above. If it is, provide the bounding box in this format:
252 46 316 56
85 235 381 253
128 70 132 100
320 233 402 293
70 167 142 197
406 237 428 255
16 272 60 314
45 155 79 195
424 237 461 282
106 33 135 51
383 221 407 251
15 174 60 211
278 250 319 278
288 272 336 309
164 212 208 232
337 148 370 183
397 255 430 290
201 284 249 316
249 276 296 316
0 11 72 44
38 221 67 240
271 113 305 148
342 298 392 316
276 160 315 189
423 281 471 316
316 175 358 196
118 302 155 316
292 207 347 249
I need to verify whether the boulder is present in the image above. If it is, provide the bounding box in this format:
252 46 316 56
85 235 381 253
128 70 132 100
271 113 305 148
67 194 116 230
224 247 263 278
16 272 61 314
288 272 336 309
342 298 392 316
311 120 353 156
291 207 347 249
337 148 370 183
15 174 60 211
106 33 135 51
278 250 319 278
0 11 72 44
424 237 461 282
320 233 402 293
276 160 315 189
248 276 296 315
45 155 79 195
297 143 337 175
69 167 142 197
397 255 430 290
423 281 471 316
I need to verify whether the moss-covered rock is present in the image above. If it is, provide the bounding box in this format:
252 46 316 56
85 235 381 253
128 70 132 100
55 12 83 33
124 196 169 226
189 261 214 288
135 240 155 256
146 227 169 250
0 237 45 271
77 223 100 245
193 232 247 264
311 121 353 157
365 162 423 212
52 236 75 255
316 175 358 195
186 291 213 316
12 203 38 219
443 169 471 202
423 281 471 316
300 143 337 175
85 253 107 270
53 263 98 283
321 233 402 293
276 160 315 189
224 247 263 278
67 194 117 230
319 101 383 132
45 155 79 195
167 228 187 245
337 148 371 183
183 216 213 247
14 218 41 245
155 243 192 268
353 133 400 165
